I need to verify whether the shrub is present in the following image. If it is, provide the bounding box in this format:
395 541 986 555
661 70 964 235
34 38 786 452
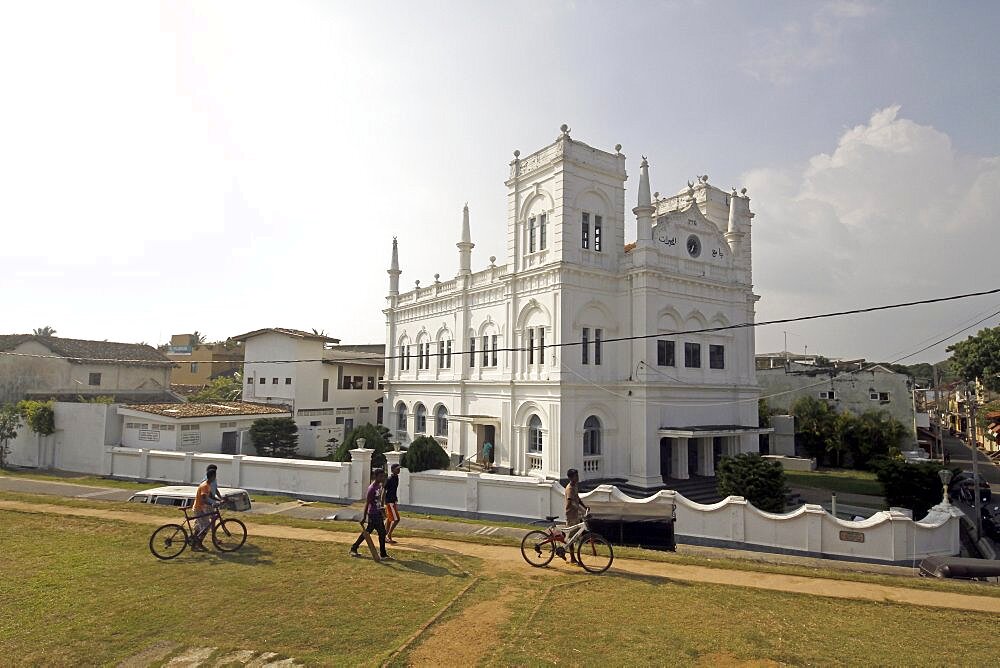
402 436 450 473
873 458 946 520
249 417 299 458
333 423 392 470
0 404 21 469
716 453 787 513
16 400 55 436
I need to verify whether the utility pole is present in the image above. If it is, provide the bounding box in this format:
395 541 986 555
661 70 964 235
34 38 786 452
968 383 982 539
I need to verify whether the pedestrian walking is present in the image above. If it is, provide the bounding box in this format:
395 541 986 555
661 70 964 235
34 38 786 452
384 463 401 544
482 440 494 472
350 468 391 560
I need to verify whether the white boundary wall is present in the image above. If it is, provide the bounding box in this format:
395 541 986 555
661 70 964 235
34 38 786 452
98 446 962 564
9 403 119 473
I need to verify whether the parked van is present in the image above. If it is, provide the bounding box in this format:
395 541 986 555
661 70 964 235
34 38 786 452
128 485 252 511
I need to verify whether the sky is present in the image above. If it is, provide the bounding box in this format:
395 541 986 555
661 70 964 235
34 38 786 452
2 1 999 364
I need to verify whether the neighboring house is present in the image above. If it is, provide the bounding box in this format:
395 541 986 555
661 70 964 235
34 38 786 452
756 360 917 438
118 401 290 454
233 328 385 456
383 128 765 489
164 333 244 385
0 334 175 404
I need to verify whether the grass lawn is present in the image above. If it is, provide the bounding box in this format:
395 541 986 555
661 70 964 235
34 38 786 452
4 508 997 666
785 468 884 497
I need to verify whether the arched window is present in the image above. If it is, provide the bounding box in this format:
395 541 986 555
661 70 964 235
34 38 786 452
528 415 543 453
396 402 407 431
435 405 448 437
414 403 427 433
583 415 602 456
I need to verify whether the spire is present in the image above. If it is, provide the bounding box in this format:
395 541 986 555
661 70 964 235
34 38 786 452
632 156 654 242
387 237 401 296
457 203 474 275
728 189 738 234
725 189 745 255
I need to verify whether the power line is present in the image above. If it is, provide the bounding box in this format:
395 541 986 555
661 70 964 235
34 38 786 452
2 286 997 366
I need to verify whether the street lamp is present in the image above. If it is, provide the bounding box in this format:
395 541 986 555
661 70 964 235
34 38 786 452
938 469 953 506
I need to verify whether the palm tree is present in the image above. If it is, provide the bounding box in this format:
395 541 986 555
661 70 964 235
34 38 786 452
311 328 328 336
33 326 56 336
191 331 208 344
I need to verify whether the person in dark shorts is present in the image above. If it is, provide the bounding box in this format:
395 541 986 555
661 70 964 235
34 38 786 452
350 468 391 560
384 463 401 544
564 468 589 566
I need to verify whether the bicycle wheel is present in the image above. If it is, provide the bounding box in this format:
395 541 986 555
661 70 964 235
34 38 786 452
520 530 556 567
150 523 189 560
576 532 613 574
212 518 247 552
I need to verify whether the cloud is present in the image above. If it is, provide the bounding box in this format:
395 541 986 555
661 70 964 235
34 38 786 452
746 106 1000 361
743 1 877 84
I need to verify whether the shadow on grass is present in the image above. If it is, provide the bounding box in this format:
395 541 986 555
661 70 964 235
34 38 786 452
156 543 275 566
602 568 692 587
390 557 460 577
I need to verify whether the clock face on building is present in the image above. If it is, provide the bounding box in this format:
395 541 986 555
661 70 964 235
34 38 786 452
686 234 701 258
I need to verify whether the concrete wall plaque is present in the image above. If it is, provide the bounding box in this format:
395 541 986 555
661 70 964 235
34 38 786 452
839 530 865 543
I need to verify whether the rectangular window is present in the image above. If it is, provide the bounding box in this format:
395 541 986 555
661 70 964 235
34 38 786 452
424 342 431 369
871 391 890 401
88 372 101 386
528 216 536 253
190 362 198 373
367 376 375 390
819 391 838 400
259 377 266 384
684 342 701 368
539 213 546 250
482 335 489 367
528 329 535 365
378 376 385 389
405 345 411 371
491 334 498 367
445 340 453 368
538 327 545 365
657 340 675 367
582 328 590 365
438 341 444 368
709 345 725 369
272 377 278 384
322 378 329 402
418 343 427 370
581 212 590 249
352 376 362 389
594 215 602 252
470 338 476 368
595 328 602 366
247 376 253 384
310 420 322 427
285 377 292 384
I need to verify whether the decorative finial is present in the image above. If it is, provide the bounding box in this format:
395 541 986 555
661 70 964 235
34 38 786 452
489 255 496 266
513 149 520 158
614 143 622 153
434 273 440 283
740 187 747 196
415 279 420 288
732 187 738 195
700 175 709 183
653 191 660 200
560 123 569 134
687 180 694 188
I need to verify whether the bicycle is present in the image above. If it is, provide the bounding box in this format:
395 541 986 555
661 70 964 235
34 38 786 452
520 511 614 574
149 504 248 560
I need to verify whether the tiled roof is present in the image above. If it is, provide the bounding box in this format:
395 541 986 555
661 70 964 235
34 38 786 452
121 401 291 418
26 391 182 404
624 242 636 253
230 328 341 343
0 334 173 367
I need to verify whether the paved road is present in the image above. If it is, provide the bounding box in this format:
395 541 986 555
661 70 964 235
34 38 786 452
942 434 1000 485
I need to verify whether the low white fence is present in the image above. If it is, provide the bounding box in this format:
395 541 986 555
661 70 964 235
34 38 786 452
98 446 962 564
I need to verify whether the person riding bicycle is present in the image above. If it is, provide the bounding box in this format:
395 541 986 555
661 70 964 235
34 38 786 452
564 468 589 565
191 466 224 551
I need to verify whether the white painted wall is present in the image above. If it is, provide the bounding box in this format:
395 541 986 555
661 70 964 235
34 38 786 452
8 402 118 474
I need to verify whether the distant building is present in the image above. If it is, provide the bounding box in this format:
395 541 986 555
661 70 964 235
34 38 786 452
0 334 175 403
233 328 384 456
164 334 244 386
756 359 916 439
118 401 290 454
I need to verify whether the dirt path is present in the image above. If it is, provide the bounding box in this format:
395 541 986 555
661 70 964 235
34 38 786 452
4 499 999 614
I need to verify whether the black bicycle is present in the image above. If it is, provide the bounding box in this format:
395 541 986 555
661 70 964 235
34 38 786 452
149 504 247 560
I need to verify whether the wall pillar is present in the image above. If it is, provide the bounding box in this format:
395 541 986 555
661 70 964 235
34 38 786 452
804 504 825 554
140 449 150 481
697 438 715 476
183 452 194 483
349 448 373 500
466 471 480 513
672 437 689 480
232 455 243 488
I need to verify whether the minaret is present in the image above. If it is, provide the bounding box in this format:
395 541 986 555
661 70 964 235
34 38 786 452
632 156 654 243
457 203 474 275
725 189 745 255
388 236 401 296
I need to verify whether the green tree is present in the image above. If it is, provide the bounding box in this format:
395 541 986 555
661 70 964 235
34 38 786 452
947 326 1000 392
249 417 298 458
758 398 775 429
402 435 450 473
16 400 55 436
191 331 208 345
873 459 947 520
790 396 838 462
32 326 56 336
716 453 787 513
333 423 392 469
852 410 907 468
188 375 242 402
0 404 21 469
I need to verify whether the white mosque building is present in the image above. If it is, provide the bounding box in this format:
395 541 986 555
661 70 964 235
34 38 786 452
382 125 765 488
